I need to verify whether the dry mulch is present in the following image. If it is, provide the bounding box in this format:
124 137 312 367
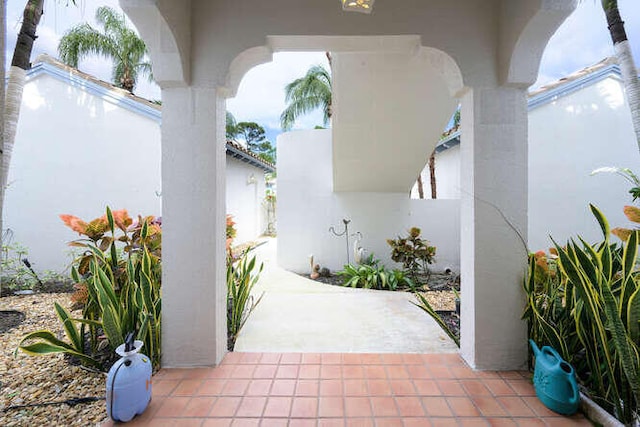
0 293 107 427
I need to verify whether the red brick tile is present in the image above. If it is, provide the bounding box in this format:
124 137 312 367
440 354 464 365
221 379 250 395
475 371 502 379
486 419 518 426
483 379 515 396
515 419 546 426
542 416 592 426
184 367 213 380
497 396 535 417
280 353 302 364
342 365 365 379
422 396 453 417
343 354 363 365
230 419 260 427
320 379 343 396
462 380 492 396
270 379 296 396
428 365 453 378
152 379 180 396
414 379 440 396
299 365 321 379
318 396 345 417
156 368 192 380
301 353 321 364
375 418 403 427
240 353 262 364
209 396 241 417
290 396 318 418
344 379 368 396
245 379 271 396
404 418 433 427
171 379 203 396
252 365 277 379
318 419 346 427
288 420 316 427
458 419 491 426
321 353 343 364
321 365 343 379
148 418 205 427
345 419 374 427
362 365 386 379
447 396 480 417
499 371 527 380
202 418 233 427
402 354 425 364
407 365 431 379
421 354 445 364
344 396 372 417
370 396 399 416
197 379 227 396
429 418 458 426
259 353 282 364
133 396 165 422
235 396 266 417
155 396 190 418
275 365 299 379
296 379 319 396
182 396 216 417
437 379 465 396
470 396 507 417
260 419 289 427
521 396 559 417
451 365 477 379
395 396 425 417
367 379 392 396
505 380 536 396
381 354 404 364
360 354 382 364
385 365 409 379
222 352 244 364
263 396 292 417
389 379 416 395
208 365 236 379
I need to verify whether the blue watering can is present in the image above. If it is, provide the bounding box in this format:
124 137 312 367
529 340 579 415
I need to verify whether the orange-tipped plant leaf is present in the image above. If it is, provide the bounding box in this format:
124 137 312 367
623 205 640 223
612 227 633 242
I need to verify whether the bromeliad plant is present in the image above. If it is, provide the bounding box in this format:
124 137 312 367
18 208 162 370
337 256 417 291
523 204 640 424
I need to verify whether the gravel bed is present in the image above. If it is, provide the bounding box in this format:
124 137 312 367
0 293 107 427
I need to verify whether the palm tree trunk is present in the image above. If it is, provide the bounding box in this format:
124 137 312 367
429 151 437 199
416 174 424 199
2 0 44 189
602 0 640 150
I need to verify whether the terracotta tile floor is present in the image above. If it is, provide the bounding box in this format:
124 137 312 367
103 353 592 426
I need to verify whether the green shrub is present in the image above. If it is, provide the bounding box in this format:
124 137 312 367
387 227 436 279
523 204 640 424
337 259 416 291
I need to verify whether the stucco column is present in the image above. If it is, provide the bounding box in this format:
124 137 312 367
459 86 529 370
161 86 227 367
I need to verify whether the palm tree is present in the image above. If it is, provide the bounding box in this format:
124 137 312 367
280 65 332 131
600 1 640 150
58 6 152 94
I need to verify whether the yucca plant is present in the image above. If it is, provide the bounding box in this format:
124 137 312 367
412 292 459 347
524 204 640 424
227 250 264 351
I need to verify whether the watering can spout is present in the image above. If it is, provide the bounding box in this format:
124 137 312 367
529 339 541 357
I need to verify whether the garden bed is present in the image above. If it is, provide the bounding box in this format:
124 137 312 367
0 293 106 427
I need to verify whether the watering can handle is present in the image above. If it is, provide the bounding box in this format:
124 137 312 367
542 346 562 362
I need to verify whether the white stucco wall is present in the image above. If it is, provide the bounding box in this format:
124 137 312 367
528 76 638 251
277 129 460 274
411 145 462 200
4 73 268 274
225 157 266 243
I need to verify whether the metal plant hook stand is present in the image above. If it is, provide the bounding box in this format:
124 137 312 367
329 218 351 265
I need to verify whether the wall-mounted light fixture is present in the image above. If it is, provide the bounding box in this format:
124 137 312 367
247 173 257 185
342 0 374 14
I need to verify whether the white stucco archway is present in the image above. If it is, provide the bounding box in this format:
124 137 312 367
120 0 577 370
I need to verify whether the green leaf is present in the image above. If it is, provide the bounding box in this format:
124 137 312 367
54 302 82 351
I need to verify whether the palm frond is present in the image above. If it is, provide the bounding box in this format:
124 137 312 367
280 64 331 131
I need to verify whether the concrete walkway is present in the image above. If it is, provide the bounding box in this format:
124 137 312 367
234 238 458 354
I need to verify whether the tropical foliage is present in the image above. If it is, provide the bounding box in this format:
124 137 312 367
337 256 417 291
58 6 152 93
387 227 436 279
18 208 163 370
413 292 460 347
226 249 264 351
523 204 640 424
280 64 332 131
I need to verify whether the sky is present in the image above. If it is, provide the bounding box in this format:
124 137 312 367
5 0 640 143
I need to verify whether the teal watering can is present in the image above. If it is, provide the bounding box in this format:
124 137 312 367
529 340 579 415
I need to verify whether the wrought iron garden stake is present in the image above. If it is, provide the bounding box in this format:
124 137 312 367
329 218 351 265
